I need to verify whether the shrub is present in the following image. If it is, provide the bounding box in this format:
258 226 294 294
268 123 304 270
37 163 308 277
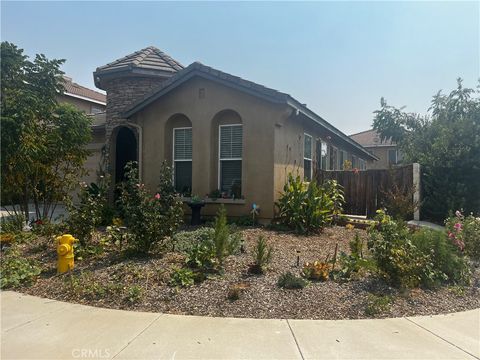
336 232 376 281
367 210 434 288
212 205 240 267
278 272 307 289
381 182 419 221
323 180 345 220
173 227 215 252
118 161 183 255
302 261 330 281
0 214 25 233
445 211 480 261
365 294 392 316
169 267 195 287
31 219 66 239
0 248 42 289
178 223 242 271
276 173 344 233
185 239 217 270
248 236 273 274
105 225 129 250
66 182 104 247
124 285 143 304
411 228 470 285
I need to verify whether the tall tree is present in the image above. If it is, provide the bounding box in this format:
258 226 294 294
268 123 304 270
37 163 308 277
372 79 480 221
1 42 92 220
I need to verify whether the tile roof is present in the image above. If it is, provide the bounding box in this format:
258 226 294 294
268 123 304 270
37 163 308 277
123 61 378 161
95 46 184 75
349 129 395 147
63 77 106 104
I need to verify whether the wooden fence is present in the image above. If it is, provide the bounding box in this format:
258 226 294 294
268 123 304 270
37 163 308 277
315 164 417 218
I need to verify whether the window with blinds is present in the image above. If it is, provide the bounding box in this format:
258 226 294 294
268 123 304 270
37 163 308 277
219 125 242 197
304 134 312 181
173 128 192 195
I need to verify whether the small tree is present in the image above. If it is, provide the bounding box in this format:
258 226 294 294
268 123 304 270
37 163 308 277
213 205 230 266
372 79 480 221
1 42 92 221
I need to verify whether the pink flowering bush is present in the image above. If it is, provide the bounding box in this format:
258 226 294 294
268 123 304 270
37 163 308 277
118 161 183 255
446 211 480 261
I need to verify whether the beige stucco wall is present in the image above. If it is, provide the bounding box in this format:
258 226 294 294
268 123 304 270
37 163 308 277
129 77 288 220
81 131 105 185
364 146 396 169
57 94 105 114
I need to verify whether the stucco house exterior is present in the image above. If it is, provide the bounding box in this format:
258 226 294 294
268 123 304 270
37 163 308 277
89 46 376 221
349 129 401 170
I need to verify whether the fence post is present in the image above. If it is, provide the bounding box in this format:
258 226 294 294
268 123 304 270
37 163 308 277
412 163 421 221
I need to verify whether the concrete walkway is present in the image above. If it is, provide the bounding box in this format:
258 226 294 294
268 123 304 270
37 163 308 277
1 291 478 360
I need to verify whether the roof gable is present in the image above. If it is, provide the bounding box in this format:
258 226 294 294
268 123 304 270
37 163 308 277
123 62 377 161
95 46 184 76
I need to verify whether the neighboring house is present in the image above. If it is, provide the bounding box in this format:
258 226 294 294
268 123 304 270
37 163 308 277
349 129 401 169
91 46 377 221
57 76 107 185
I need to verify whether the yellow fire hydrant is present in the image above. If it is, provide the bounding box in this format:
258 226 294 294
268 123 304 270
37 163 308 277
56 234 77 273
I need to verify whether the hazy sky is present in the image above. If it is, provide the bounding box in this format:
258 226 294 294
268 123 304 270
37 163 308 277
2 1 479 134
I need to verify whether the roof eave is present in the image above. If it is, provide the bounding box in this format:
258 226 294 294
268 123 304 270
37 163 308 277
286 99 379 161
123 68 286 118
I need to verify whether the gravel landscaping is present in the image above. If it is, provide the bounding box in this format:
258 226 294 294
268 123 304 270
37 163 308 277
14 226 480 320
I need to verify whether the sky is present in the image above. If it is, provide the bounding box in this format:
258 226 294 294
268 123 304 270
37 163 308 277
1 1 479 135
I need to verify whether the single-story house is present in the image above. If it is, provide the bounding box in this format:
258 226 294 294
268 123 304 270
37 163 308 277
89 46 377 221
350 129 402 169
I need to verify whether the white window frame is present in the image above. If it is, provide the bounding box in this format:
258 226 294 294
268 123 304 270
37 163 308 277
172 127 192 190
218 124 243 191
303 133 313 181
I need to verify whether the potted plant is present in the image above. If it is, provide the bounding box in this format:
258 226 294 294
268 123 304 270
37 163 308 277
187 195 205 225
208 189 221 201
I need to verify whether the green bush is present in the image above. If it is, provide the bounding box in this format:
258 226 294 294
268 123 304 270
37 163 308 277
173 227 215 252
365 294 392 316
411 228 470 285
368 210 470 288
0 248 42 289
185 238 217 270
169 267 196 287
0 214 25 233
67 182 104 247
276 173 344 233
367 211 434 288
336 232 376 280
124 285 143 304
181 214 241 271
118 161 183 255
278 272 307 289
248 236 273 274
445 211 480 261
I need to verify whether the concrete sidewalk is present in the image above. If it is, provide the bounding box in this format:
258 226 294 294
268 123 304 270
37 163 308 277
1 291 478 360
